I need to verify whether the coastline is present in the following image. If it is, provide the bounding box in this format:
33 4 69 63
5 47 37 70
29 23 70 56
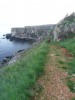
0 34 34 67
0 37 44 68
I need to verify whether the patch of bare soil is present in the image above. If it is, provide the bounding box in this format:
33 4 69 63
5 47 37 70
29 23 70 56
61 48 73 58
35 45 75 100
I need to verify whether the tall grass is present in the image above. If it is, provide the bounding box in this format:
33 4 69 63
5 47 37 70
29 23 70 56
0 41 49 100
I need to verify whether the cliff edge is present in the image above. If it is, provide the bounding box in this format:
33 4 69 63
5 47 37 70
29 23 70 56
11 24 55 41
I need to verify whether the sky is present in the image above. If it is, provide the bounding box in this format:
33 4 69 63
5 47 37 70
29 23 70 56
0 0 75 33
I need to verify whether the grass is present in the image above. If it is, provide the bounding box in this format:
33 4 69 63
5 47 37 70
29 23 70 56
58 38 75 55
72 98 75 100
58 60 64 64
58 38 75 93
67 59 75 75
0 41 49 100
67 80 75 92
58 38 75 74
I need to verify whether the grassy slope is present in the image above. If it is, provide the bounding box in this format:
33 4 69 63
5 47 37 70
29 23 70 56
0 41 49 100
58 38 75 55
58 38 75 93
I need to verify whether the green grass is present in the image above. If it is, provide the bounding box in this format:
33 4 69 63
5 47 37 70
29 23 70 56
61 66 68 70
72 98 75 100
67 80 75 92
58 38 75 74
58 60 64 64
58 38 75 93
58 38 75 55
67 59 75 75
0 41 49 100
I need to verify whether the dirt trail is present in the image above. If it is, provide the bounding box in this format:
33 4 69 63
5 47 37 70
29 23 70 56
35 45 75 100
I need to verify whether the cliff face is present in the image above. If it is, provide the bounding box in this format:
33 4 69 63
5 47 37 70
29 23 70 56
53 13 75 41
11 24 55 40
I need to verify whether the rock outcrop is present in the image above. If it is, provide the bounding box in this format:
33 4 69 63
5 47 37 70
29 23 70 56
11 24 55 41
53 12 75 41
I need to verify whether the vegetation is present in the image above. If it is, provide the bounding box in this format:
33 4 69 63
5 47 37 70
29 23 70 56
64 13 75 23
59 38 75 55
67 80 75 92
58 38 75 93
72 98 75 100
0 41 49 100
58 60 64 64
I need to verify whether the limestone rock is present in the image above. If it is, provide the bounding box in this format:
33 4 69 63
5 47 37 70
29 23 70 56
53 12 75 41
11 24 55 41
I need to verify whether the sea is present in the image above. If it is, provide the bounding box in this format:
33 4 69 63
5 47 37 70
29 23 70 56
0 33 32 62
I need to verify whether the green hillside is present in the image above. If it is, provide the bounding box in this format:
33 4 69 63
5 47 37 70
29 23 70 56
58 38 75 93
1 31 75 100
0 41 49 100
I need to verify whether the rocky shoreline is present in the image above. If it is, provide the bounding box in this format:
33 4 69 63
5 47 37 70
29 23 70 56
6 33 36 42
0 34 34 68
0 24 55 67
0 48 26 67
0 34 44 68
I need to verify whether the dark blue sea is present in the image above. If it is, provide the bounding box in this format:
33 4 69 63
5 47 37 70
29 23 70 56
0 33 32 62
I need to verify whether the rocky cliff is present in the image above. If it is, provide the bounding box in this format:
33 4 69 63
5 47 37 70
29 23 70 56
53 12 75 41
11 24 55 41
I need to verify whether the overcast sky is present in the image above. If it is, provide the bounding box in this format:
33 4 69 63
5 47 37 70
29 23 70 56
0 0 75 33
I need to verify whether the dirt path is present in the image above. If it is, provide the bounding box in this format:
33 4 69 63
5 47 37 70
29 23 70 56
35 45 75 100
